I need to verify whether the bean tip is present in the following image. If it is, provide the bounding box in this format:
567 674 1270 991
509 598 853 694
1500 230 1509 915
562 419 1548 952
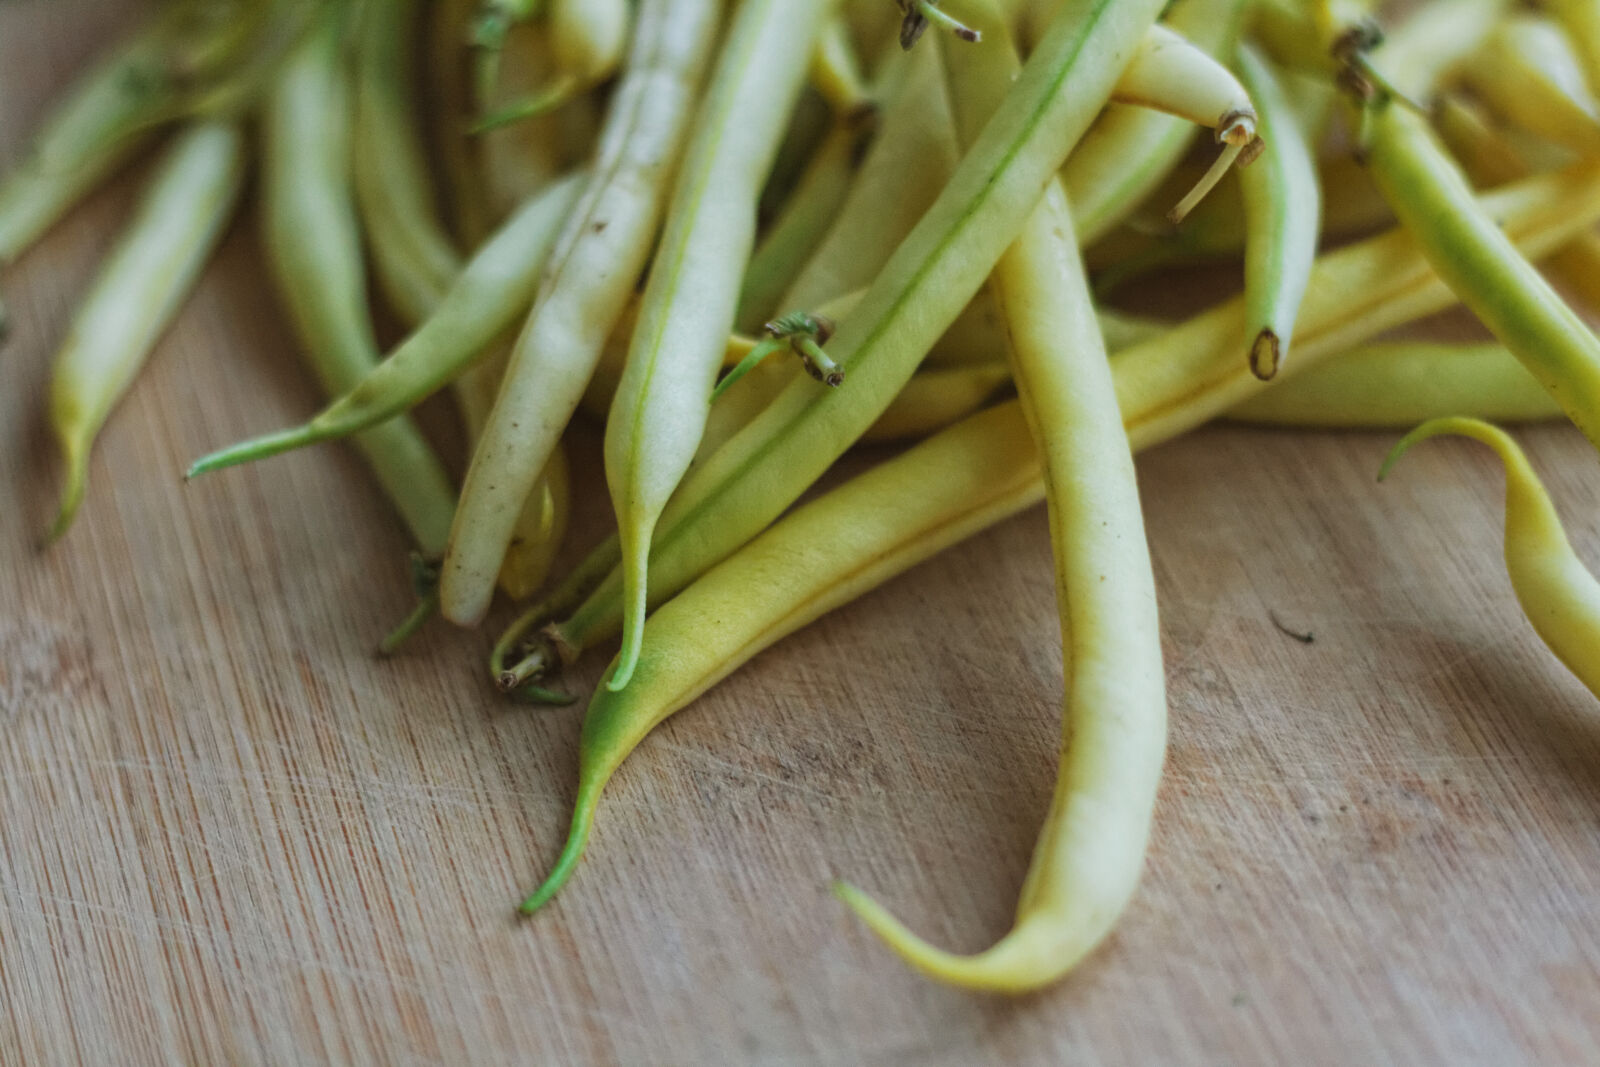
1249 331 1281 381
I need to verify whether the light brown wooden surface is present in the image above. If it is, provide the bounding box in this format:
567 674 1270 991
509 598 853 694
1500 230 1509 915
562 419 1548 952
4 4 1600 1064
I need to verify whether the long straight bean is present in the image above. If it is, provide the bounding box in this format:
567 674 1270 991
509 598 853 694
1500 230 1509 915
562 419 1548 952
441 0 725 626
48 121 246 540
259 13 456 556
604 0 835 688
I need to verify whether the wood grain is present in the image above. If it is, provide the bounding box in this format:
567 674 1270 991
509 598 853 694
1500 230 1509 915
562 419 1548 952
3 3 1599 1064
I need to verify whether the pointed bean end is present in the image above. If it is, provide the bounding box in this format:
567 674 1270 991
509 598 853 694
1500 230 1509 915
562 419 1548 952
41 462 87 549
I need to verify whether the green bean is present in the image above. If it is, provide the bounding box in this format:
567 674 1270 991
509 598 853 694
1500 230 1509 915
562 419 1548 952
1236 42 1320 380
441 0 725 627
604 0 835 689
834 2 1165 990
543 0 1169 672
736 117 874 333
1431 94 1600 320
188 173 584 476
1228 342 1560 427
1111 22 1261 226
354 0 463 328
46 121 245 542
1380 418 1600 701
778 44 958 313
1062 0 1246 245
257 12 457 557
0 28 173 269
357 0 570 591
0 0 314 282
1357 91 1600 453
494 531 625 693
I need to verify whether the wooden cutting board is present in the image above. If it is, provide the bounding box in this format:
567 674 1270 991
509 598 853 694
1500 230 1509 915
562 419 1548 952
3 3 1598 1063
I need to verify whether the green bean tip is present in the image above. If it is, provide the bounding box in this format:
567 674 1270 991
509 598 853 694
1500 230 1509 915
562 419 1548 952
1249 330 1281 381
1377 430 1426 482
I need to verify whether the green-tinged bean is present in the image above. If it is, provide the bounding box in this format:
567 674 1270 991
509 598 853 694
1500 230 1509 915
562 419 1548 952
1431 94 1600 319
1381 418 1600 700
46 121 246 542
0 28 174 267
412 12 578 606
188 173 585 475
833 3 1166 991
1228 342 1560 427
1062 0 1246 244
526 158 1600 674
1236 43 1319 380
0 1 312 279
737 117 874 333
1111 21 1260 226
605 0 834 689
1461 13 1600 156
442 0 725 627
1112 23 1256 136
257 13 456 557
356 0 576 603
542 0 1168 669
355 0 463 328
778 43 957 313
1358 92 1600 453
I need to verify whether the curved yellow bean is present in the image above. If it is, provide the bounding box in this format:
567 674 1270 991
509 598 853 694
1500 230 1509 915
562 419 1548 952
1381 418 1600 701
835 3 1166 991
